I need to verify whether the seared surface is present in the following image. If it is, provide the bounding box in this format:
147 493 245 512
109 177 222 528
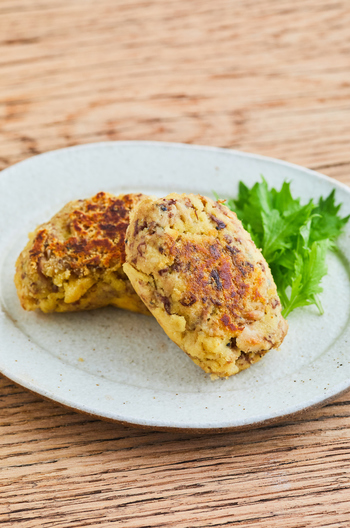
15 192 149 314
124 193 288 377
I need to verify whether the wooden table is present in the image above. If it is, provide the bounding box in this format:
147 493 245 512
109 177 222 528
1 1 350 526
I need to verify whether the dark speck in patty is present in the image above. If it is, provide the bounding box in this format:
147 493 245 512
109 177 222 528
160 295 171 315
209 214 226 230
210 269 222 290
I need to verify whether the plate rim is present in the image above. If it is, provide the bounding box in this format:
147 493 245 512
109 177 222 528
2 139 350 196
2 370 350 434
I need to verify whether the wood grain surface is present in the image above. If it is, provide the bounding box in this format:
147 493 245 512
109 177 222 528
1 1 350 526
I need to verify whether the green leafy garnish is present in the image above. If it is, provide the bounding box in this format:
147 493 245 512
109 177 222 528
218 178 349 317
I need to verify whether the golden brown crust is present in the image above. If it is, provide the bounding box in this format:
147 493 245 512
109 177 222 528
124 193 288 378
15 192 149 314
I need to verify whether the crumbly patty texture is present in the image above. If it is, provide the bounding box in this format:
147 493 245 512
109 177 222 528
15 192 149 314
124 193 288 378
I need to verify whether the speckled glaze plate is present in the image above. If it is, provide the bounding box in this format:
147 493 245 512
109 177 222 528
0 142 349 432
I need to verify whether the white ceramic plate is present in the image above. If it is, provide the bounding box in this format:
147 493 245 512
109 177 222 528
0 142 349 432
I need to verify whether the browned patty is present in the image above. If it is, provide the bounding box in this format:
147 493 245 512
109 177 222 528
123 193 288 378
15 192 149 314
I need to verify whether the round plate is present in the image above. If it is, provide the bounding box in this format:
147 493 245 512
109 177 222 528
0 141 349 431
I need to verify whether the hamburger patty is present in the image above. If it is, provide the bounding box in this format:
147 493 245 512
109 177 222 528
123 193 288 378
15 192 149 315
